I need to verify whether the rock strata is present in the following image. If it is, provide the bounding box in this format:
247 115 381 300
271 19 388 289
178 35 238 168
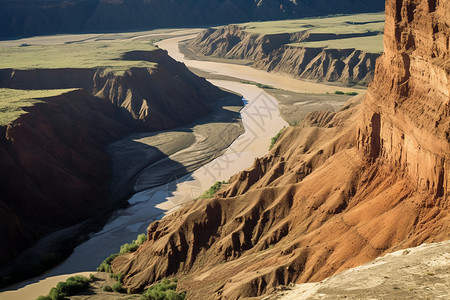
111 1 449 299
189 25 381 85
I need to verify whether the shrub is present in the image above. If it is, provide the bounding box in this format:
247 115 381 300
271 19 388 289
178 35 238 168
103 285 113 292
255 83 273 89
165 290 185 300
112 282 123 293
119 233 147 254
110 272 124 283
136 233 147 245
345 91 358 96
199 181 226 199
98 233 147 274
120 243 139 254
269 128 284 150
334 90 345 95
97 253 119 273
36 275 90 300
141 278 186 300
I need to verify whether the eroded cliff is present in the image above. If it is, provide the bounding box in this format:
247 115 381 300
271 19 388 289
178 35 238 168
111 1 449 298
189 24 381 85
357 0 449 198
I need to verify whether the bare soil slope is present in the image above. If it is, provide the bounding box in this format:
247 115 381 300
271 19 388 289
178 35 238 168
111 0 449 298
269 240 450 299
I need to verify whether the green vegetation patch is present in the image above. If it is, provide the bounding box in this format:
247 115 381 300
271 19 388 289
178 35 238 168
290 34 384 54
240 12 385 35
199 181 227 199
142 278 186 300
334 90 358 96
97 233 147 273
240 81 275 89
239 12 384 53
97 253 120 273
270 128 285 150
120 233 147 254
0 39 158 74
36 275 91 300
0 88 75 126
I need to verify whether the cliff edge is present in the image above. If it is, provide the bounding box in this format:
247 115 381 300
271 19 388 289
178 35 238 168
111 1 449 299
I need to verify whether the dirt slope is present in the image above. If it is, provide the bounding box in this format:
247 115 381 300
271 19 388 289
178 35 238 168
189 25 380 85
268 240 450 299
111 0 449 298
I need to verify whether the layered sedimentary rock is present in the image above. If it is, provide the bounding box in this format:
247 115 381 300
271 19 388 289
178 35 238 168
0 49 221 131
0 49 226 267
357 0 449 198
112 1 449 298
189 25 380 85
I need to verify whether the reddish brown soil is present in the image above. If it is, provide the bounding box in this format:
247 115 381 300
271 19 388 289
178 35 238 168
111 0 449 299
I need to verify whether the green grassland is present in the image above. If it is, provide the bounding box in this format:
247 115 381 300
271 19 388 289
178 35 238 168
291 34 384 53
0 40 157 73
0 33 163 126
240 12 384 34
0 88 76 126
238 12 385 53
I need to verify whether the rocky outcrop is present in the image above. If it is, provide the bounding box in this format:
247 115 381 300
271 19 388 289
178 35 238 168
0 0 385 39
189 25 380 85
111 1 449 299
357 0 449 198
0 49 227 269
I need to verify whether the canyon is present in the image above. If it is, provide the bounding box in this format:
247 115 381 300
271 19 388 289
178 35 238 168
109 0 449 299
0 48 232 284
188 19 382 85
0 0 448 299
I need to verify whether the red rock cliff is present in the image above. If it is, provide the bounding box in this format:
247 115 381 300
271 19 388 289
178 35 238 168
358 0 449 198
111 1 449 299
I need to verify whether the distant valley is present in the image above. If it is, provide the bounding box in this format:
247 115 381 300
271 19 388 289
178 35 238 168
0 0 384 39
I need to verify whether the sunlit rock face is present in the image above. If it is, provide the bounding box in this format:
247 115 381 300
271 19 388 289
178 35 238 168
358 0 449 198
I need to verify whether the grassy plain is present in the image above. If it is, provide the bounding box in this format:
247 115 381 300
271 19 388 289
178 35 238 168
0 30 173 126
0 88 75 126
239 12 385 53
290 34 383 53
0 40 157 72
240 12 384 34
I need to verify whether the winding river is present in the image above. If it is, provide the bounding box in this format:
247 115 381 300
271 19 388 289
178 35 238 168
0 29 361 299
